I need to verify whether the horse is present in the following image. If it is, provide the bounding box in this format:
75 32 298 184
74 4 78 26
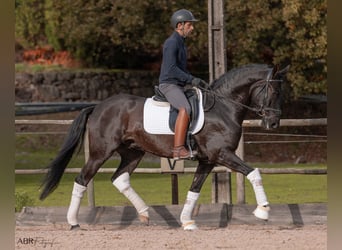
39 63 289 230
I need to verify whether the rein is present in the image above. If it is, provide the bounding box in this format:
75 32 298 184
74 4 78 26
200 69 283 117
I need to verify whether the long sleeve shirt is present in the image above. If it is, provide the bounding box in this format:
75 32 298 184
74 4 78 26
159 31 194 86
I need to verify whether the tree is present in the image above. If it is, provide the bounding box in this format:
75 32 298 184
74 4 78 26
275 0 327 98
15 0 46 47
225 0 327 98
15 0 327 98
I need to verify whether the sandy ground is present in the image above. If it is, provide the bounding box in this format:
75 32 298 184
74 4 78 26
15 224 327 250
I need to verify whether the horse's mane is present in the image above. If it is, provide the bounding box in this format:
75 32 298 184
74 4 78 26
211 64 270 93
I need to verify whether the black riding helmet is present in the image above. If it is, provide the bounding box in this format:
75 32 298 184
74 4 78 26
171 9 198 28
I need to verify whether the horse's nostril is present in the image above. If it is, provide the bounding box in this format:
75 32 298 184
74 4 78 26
264 120 279 130
271 122 279 129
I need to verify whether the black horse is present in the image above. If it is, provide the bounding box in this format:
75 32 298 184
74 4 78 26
40 63 289 230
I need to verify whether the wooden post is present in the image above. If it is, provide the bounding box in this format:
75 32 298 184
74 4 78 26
171 174 179 204
84 127 95 208
208 0 230 204
161 158 184 204
236 133 246 204
211 171 232 204
208 0 227 83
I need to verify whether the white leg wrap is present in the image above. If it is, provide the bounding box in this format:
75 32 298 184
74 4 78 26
67 182 87 226
113 173 149 216
247 168 269 206
247 168 270 220
180 191 200 230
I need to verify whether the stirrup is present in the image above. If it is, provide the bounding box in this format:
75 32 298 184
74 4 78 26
172 146 197 160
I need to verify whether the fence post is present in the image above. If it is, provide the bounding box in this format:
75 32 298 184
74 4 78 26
208 0 231 204
84 127 95 208
211 171 232 204
236 133 246 204
160 158 184 205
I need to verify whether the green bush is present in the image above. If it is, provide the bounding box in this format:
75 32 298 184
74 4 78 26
15 191 35 212
15 0 327 98
15 0 46 48
226 0 327 98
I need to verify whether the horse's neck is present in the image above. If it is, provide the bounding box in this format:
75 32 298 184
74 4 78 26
211 93 249 128
212 83 251 126
211 68 267 123
215 82 251 107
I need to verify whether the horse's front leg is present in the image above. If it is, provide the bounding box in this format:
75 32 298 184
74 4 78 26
217 150 270 220
246 168 270 220
180 161 215 230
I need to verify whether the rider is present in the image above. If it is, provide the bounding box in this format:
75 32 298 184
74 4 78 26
158 9 207 160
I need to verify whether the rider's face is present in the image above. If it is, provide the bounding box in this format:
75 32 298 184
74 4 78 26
177 22 194 37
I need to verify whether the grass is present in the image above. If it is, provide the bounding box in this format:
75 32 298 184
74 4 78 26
15 63 145 74
15 134 327 208
15 151 327 208
15 63 66 73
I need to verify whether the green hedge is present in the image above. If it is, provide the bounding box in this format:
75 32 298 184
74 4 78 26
15 0 327 98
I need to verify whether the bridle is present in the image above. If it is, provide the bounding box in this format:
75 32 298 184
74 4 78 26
201 68 283 118
250 69 283 118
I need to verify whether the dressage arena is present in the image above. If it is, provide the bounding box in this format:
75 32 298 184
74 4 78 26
15 203 327 249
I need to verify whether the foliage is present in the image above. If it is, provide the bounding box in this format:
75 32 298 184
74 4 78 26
277 0 327 98
15 191 35 212
15 0 46 47
225 0 327 98
15 0 327 98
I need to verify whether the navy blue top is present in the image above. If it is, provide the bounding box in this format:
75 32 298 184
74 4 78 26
159 32 194 86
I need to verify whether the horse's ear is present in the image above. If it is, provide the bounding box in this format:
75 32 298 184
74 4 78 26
272 64 280 78
277 65 290 76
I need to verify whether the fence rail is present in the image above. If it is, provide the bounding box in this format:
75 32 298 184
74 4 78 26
15 118 327 206
14 167 228 175
14 118 328 126
14 167 327 175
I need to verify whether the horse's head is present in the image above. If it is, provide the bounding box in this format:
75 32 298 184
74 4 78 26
250 65 290 130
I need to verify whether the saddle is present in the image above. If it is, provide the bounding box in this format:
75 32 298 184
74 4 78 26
153 85 200 133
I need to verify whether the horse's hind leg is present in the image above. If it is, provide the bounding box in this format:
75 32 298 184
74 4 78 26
67 156 110 229
111 148 149 224
180 161 215 230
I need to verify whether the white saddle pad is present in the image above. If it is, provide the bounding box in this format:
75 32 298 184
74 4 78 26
143 88 205 135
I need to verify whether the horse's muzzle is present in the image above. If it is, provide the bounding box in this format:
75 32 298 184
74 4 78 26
261 116 280 130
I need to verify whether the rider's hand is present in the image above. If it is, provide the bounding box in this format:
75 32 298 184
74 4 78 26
191 78 208 88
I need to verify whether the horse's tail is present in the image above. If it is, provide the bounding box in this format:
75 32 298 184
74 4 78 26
39 106 95 200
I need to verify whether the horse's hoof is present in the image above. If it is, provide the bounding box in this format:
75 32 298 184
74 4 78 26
253 205 270 220
182 221 198 231
139 214 150 226
70 224 81 230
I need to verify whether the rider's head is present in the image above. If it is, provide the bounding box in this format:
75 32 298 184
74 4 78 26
171 9 198 38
